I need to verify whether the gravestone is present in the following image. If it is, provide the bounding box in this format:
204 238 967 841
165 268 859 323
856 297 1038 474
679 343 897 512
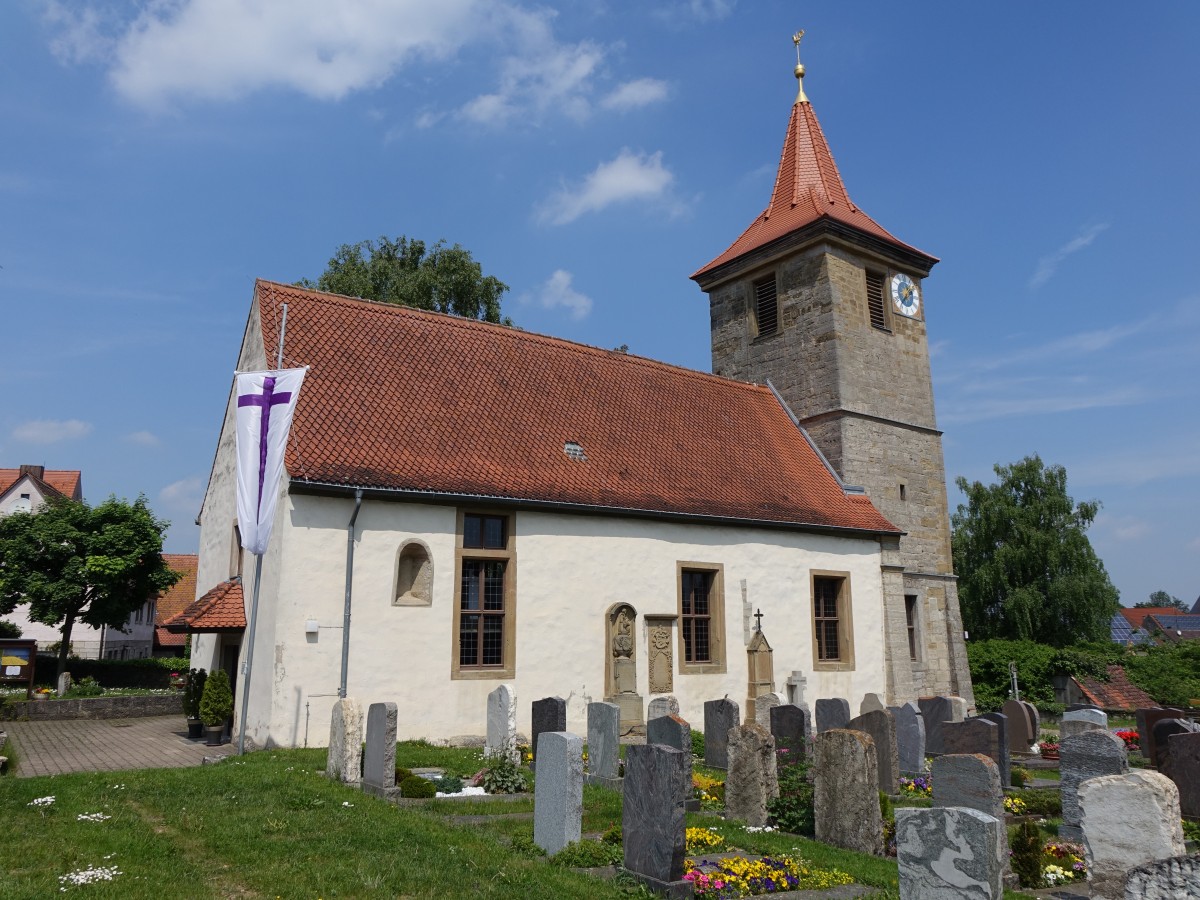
1001 699 1034 751
725 723 779 827
753 691 783 730
56 672 72 697
1135 707 1162 759
1061 706 1107 740
1138 707 1185 764
531 696 566 765
918 696 955 755
606 603 645 734
978 712 1011 787
745 630 775 723
647 695 679 722
623 744 690 896
485 684 519 764
362 702 398 794
326 697 363 784
586 701 621 781
533 731 584 856
813 729 883 856
1079 771 1186 900
769 704 808 762
948 697 969 723
1059 729 1129 841
891 702 926 776
1163 731 1200 818
860 692 886 715
1151 718 1197 769
703 698 739 770
848 708 900 795
646 714 694 810
1123 854 1200 899
896 806 1003 900
931 753 1009 884
815 697 851 734
1021 700 1041 744
941 718 1001 777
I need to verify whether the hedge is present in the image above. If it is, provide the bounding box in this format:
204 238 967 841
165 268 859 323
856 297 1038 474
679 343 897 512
34 655 190 688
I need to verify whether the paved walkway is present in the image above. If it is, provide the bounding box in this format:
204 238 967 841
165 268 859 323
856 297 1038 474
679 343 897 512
3 715 233 777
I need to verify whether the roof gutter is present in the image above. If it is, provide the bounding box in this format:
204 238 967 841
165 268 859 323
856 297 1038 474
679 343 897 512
339 488 363 700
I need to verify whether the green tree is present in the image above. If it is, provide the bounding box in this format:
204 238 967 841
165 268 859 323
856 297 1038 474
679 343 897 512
1134 590 1188 611
0 495 180 676
298 235 511 324
951 455 1119 647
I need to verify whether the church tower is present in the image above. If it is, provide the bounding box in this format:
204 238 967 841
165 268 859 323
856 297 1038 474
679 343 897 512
691 35 973 706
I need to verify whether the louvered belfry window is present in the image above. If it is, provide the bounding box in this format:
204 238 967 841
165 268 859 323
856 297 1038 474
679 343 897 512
753 275 778 336
866 271 887 330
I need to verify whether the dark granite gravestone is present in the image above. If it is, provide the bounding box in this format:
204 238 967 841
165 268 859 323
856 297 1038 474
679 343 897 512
586 701 621 781
362 702 398 795
769 704 808 762
918 696 956 755
890 702 926 776
647 714 695 810
932 753 1003 820
623 744 690 896
848 708 900 794
978 712 1011 787
813 729 883 856
703 698 739 770
531 697 567 765
1057 729 1129 842
1001 699 1034 752
1137 707 1187 762
1163 731 1200 819
815 697 851 734
1021 700 1040 744
941 718 1001 776
1151 718 1197 769
896 807 1004 899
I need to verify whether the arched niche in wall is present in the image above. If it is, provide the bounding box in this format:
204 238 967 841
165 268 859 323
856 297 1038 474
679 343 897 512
393 539 433 607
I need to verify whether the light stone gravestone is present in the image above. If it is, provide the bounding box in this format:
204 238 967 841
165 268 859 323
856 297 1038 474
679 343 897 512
533 731 584 856
725 722 779 827
362 702 398 795
647 695 679 722
1123 854 1200 899
890 702 926 776
860 692 886 715
326 697 363 784
485 684 519 764
977 712 1010 787
623 744 690 896
1059 728 1129 842
896 806 1003 900
813 729 883 856
753 691 783 730
1151 718 1197 769
769 704 808 762
646 714 695 810
57 672 72 697
848 708 900 795
585 701 621 784
1001 699 1034 751
931 753 1010 884
530 696 566 766
703 698 739 770
1079 770 1186 900
948 697 969 723
814 697 851 734
918 696 955 755
1163 730 1200 818
1061 706 1107 741
941 718 1002 777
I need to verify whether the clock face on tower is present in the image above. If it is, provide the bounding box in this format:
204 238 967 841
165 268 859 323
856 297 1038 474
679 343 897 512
890 273 920 318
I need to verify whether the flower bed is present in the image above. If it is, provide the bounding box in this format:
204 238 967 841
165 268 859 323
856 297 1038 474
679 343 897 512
684 854 854 898
899 775 932 799
1114 729 1139 752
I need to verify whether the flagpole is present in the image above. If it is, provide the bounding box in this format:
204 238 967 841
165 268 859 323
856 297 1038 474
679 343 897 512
237 553 264 755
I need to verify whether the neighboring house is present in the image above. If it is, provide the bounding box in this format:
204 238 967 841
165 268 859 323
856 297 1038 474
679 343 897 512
153 554 199 657
0 465 154 659
1113 606 1200 646
1054 664 1155 712
188 57 973 750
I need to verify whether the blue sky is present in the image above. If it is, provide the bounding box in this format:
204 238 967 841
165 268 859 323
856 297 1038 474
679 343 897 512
2 2 1197 609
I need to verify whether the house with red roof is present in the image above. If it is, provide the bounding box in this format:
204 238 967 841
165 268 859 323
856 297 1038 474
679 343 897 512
153 554 199 657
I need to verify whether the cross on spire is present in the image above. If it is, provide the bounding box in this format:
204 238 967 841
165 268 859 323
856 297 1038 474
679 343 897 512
754 608 764 632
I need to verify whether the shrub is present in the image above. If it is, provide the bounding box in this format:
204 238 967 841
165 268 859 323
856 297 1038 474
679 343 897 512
68 676 104 698
601 824 622 845
481 745 527 794
183 668 207 719
1011 766 1032 788
399 775 435 798
394 766 414 783
198 669 233 726
690 729 705 759
1015 788 1061 817
0 620 21 639
34 654 191 689
766 754 814 835
548 839 622 868
1011 820 1044 887
433 774 464 794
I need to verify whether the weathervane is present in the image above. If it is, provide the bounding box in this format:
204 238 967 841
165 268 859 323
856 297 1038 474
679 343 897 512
793 29 808 104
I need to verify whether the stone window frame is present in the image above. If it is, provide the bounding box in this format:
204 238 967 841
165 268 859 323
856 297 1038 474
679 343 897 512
749 271 780 340
392 538 434 607
810 570 856 672
451 509 517 680
675 561 727 675
904 593 921 662
230 522 243 579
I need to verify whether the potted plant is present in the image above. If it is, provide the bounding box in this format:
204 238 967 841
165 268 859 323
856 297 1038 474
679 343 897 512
1038 739 1060 759
182 668 207 739
198 669 233 746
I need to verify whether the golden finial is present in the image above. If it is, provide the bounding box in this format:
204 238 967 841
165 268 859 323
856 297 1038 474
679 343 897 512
793 29 808 104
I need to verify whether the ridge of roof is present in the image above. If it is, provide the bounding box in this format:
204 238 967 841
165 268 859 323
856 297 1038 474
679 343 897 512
0 468 82 501
692 99 935 281
164 578 245 632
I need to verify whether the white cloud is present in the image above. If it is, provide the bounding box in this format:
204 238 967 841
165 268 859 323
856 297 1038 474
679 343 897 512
1029 222 1109 289
601 78 669 112
41 1 115 65
940 385 1144 425
1095 512 1151 542
537 148 676 225
125 430 161 447
159 476 203 509
12 419 93 444
523 270 593 319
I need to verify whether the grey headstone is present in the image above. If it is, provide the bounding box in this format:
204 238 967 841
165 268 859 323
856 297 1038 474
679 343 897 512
932 754 1004 821
1001 699 1034 751
891 702 926 776
1061 706 1107 740
647 695 679 722
978 712 1011 787
848 708 900 795
533 731 584 856
703 698 739 769
813 729 883 855
769 704 809 762
623 744 689 886
725 723 779 827
326 697 363 784
1059 729 1129 841
896 806 1003 900
586 701 620 779
363 702 397 790
1123 854 1200 899
860 692 887 715
57 672 72 697
531 696 566 763
1021 701 1041 744
647 714 693 807
1163 731 1200 818
918 696 955 755
815 697 851 733
948 697 969 722
941 718 1001 776
1151 718 1197 769
753 691 783 727
485 684 518 764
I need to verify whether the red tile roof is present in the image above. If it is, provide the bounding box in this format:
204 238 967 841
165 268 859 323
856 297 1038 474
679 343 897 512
1119 607 1184 630
1074 665 1155 711
253 280 898 535
154 554 199 648
164 579 245 632
0 467 82 501
693 99 934 280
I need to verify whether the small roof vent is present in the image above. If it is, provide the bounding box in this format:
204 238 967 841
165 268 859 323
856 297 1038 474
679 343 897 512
563 441 587 462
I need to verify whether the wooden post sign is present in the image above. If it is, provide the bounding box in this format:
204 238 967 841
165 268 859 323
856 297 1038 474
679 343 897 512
0 639 38 699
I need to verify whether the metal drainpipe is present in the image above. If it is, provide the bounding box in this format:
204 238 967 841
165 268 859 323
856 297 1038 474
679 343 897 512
339 489 363 699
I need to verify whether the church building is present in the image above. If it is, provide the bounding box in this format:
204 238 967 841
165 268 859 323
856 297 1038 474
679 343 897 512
184 47 972 749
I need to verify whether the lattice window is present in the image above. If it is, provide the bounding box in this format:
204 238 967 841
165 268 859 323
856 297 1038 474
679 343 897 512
753 275 778 336
681 570 714 663
814 576 843 661
454 512 515 677
866 271 887 331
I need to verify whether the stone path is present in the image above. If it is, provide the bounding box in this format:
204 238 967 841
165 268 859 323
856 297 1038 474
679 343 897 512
3 715 233 777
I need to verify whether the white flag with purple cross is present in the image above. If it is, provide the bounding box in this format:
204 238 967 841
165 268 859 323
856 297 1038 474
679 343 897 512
234 368 306 555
